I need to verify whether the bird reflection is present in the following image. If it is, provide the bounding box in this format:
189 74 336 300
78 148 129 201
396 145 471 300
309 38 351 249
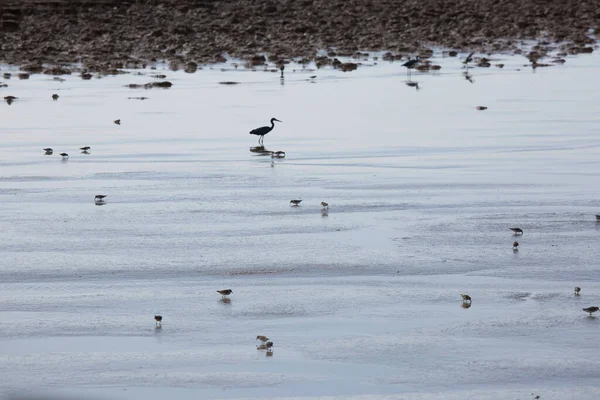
219 298 231 305
81 150 90 155
266 350 273 357
405 81 419 90
463 71 474 83
461 302 472 309
321 209 329 218
249 146 272 156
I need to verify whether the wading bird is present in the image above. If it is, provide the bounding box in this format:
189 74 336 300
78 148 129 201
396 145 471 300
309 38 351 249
321 201 329 209
462 52 475 68
265 341 274 351
52 94 59 100
59 153 69 159
43 148 53 154
80 146 91 151
575 287 581 296
250 118 282 145
257 335 269 343
94 195 107 202
290 199 302 206
114 119 121 125
402 57 420 76
461 294 472 303
154 315 162 326
217 289 233 298
583 306 599 316
509 228 523 235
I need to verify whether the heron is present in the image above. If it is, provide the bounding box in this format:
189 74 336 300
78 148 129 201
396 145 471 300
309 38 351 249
402 56 420 76
250 118 281 145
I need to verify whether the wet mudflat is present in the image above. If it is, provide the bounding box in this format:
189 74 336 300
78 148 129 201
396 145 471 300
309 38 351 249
1 51 600 400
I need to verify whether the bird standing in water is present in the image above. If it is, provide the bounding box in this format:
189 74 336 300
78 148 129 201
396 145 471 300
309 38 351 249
574 287 581 296
509 228 523 235
217 289 233 298
583 306 599 316
249 118 282 145
513 241 519 251
154 315 162 326
402 56 420 76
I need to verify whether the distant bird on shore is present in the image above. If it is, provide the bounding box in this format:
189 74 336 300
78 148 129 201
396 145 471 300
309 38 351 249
462 52 475 67
574 287 581 296
279 64 285 79
290 199 302 206
43 148 53 154
80 146 91 151
59 152 69 159
114 119 121 125
250 118 281 145
256 335 269 343
217 289 233 298
461 294 472 303
596 214 600 222
94 195 107 202
321 201 329 209
513 241 519 251
402 56 420 76
52 94 59 100
476 106 488 111
510 228 523 235
154 315 162 326
265 341 274 351
583 306 599 316
4 95 17 105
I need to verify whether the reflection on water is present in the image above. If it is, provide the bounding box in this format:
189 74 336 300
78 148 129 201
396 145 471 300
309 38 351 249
463 71 474 83
249 146 272 156
81 150 90 155
321 209 329 218
219 298 231 305
461 302 472 309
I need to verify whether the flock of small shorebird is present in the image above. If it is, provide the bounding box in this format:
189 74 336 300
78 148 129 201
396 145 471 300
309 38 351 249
153 289 274 356
461 226 600 317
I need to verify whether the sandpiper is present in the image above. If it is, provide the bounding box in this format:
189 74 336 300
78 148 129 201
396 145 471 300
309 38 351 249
59 153 69 159
476 106 488 111
321 201 329 209
256 335 269 343
4 95 17 105
583 306 599 316
217 289 233 298
265 341 274 351
154 315 162 326
114 119 121 125
575 287 581 295
461 294 472 303
509 228 523 235
290 199 302 206
94 195 107 202
52 94 59 100
80 146 91 151
43 148 53 154
513 241 519 251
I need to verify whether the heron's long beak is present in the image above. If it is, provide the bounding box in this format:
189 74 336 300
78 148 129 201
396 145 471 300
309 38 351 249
275 119 282 123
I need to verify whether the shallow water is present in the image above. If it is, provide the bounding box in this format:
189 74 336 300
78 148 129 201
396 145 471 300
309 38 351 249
1 51 600 400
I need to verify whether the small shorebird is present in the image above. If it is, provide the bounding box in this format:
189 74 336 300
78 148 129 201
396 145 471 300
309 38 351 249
509 228 523 235
217 289 233 298
43 148 53 154
265 341 274 351
462 52 475 68
321 201 329 209
461 294 472 303
583 306 599 316
52 94 59 100
402 56 420 76
94 195 107 202
154 315 162 326
476 106 488 111
114 119 121 125
256 335 269 343
575 287 581 296
59 153 69 159
513 241 519 251
4 95 17 105
290 199 302 206
80 146 91 151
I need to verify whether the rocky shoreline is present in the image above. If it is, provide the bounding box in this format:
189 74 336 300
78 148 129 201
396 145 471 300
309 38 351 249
0 0 598 73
